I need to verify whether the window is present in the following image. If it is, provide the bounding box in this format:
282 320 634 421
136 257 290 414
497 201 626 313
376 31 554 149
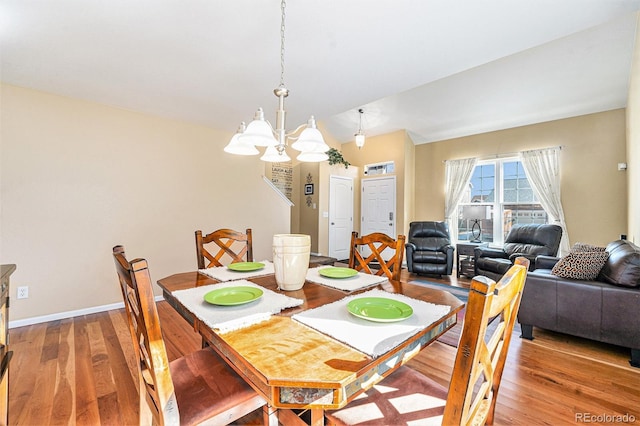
364 161 395 176
457 158 548 245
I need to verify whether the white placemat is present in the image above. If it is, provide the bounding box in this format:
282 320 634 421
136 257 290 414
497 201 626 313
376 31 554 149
305 266 389 292
198 260 274 282
172 280 303 333
292 289 451 357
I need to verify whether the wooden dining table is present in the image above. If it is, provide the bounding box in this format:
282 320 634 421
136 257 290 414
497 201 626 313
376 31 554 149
157 270 464 426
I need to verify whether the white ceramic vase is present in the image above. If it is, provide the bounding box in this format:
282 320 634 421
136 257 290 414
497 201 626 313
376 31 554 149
273 234 311 291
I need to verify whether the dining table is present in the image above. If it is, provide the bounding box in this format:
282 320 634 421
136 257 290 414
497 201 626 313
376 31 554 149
157 263 464 426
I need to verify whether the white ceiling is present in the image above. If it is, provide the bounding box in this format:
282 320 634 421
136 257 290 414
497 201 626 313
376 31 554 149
2 1 639 145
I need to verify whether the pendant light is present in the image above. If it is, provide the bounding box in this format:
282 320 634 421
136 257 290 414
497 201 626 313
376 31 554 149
355 108 365 149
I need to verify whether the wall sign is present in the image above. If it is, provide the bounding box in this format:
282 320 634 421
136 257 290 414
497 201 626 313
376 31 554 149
270 162 293 202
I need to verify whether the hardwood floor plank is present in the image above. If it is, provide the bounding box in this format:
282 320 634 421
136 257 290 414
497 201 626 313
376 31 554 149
107 309 138 387
86 316 125 425
50 318 75 425
73 315 101 426
406 341 456 387
17 320 68 424
96 392 124 426
513 357 639 419
40 320 61 364
9 324 48 425
27 341 57 423
97 310 138 425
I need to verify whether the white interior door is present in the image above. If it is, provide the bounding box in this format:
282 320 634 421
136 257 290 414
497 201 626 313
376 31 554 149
361 176 396 259
328 176 354 260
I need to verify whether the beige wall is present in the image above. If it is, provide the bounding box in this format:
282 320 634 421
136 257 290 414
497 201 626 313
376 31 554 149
341 130 409 237
627 12 640 244
413 109 628 247
404 132 416 231
295 162 320 252
1 84 290 321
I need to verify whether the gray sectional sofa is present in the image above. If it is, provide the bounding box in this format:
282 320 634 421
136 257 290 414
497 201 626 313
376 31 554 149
517 239 640 367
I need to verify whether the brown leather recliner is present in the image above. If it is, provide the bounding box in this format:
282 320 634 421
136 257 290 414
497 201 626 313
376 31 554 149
474 223 563 281
405 221 454 276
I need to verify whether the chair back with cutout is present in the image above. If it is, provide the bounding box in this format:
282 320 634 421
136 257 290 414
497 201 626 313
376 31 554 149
195 228 253 269
443 257 529 425
349 232 406 281
113 246 179 425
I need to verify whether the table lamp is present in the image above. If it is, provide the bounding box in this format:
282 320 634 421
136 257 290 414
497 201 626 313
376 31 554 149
462 205 490 243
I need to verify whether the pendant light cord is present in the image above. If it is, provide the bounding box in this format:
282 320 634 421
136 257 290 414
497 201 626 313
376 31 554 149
279 0 286 88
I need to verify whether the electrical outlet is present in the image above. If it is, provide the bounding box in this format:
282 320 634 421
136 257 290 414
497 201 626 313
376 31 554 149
17 286 29 299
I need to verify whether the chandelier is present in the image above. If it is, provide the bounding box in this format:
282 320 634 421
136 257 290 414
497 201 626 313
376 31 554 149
224 0 329 162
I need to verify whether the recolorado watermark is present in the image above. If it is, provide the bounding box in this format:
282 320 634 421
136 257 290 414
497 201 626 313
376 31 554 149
575 412 636 423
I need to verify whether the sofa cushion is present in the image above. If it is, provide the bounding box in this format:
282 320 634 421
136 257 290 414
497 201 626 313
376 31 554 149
413 251 447 264
556 279 603 340
551 250 609 280
503 224 563 257
599 240 640 288
476 257 512 274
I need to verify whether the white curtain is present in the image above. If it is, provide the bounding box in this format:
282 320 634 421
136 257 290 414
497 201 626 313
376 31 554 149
519 147 570 256
444 158 477 243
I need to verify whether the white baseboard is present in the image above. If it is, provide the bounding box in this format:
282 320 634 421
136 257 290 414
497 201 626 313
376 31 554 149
8 295 165 329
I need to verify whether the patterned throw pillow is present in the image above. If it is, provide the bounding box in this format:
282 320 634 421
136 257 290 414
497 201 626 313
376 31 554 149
551 250 609 280
571 242 606 253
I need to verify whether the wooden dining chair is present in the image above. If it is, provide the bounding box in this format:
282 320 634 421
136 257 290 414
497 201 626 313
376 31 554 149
112 245 268 426
326 257 530 426
349 232 406 281
195 228 253 269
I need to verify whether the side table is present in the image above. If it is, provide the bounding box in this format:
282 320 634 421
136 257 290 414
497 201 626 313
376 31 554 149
456 242 488 278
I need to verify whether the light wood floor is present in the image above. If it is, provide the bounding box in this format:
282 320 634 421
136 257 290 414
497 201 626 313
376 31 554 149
8 271 640 425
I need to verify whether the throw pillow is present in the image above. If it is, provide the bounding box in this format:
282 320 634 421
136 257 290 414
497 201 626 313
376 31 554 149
571 242 606 253
551 250 609 280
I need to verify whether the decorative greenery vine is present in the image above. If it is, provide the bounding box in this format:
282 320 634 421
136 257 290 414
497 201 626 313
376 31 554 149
327 148 350 169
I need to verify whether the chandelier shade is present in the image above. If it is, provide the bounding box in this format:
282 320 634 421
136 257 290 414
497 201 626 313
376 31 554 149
238 108 279 147
224 134 260 156
296 151 329 162
223 123 260 155
261 145 291 162
290 116 330 153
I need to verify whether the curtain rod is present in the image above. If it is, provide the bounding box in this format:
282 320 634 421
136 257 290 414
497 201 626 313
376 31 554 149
443 145 564 164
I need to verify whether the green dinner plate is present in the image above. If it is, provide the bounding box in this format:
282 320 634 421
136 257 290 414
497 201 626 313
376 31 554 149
203 286 264 306
347 297 413 322
227 262 265 272
318 267 358 279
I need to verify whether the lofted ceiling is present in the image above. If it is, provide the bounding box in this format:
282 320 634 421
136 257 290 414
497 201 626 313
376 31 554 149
1 1 639 145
